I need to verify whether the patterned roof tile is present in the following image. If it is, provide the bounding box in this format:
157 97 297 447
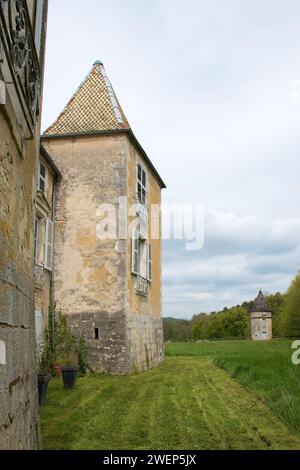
44 61 130 136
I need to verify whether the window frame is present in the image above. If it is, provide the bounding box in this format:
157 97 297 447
136 162 147 206
38 161 47 193
147 242 152 282
131 230 140 275
44 218 54 271
34 214 42 264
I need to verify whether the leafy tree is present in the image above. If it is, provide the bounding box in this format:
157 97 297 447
223 306 249 337
163 318 192 341
266 292 285 337
192 314 210 340
189 307 248 341
281 272 300 337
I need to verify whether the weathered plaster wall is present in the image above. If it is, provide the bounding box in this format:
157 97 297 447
43 133 164 373
126 140 164 371
251 312 272 341
0 114 40 449
43 135 128 372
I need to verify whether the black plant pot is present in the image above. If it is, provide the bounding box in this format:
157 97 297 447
38 375 50 406
61 366 79 389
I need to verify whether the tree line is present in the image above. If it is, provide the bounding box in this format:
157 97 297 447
163 271 300 341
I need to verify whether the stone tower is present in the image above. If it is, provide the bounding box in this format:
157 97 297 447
41 61 166 374
250 291 272 341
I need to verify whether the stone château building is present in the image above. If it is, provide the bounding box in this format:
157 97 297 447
250 291 272 341
0 0 48 449
42 61 166 373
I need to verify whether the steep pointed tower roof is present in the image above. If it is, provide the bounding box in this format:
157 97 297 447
251 291 271 312
44 60 130 136
43 61 166 188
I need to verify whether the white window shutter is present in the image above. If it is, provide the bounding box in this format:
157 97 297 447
132 231 139 275
38 162 47 192
147 242 152 281
44 219 53 271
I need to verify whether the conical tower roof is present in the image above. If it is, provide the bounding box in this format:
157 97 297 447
44 60 130 136
43 60 166 189
250 290 271 312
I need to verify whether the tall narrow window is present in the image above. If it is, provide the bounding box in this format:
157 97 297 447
44 218 53 271
94 328 99 340
38 162 47 193
132 231 140 275
137 163 147 205
147 242 152 282
34 215 41 264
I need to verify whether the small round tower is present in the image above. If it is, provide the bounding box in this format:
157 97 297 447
250 291 272 341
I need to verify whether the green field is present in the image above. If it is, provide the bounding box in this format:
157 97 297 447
166 339 300 432
41 339 300 450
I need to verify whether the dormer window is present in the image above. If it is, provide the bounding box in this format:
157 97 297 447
137 163 147 205
38 162 47 192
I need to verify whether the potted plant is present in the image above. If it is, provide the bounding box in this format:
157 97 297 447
54 313 84 389
60 350 80 389
38 342 52 406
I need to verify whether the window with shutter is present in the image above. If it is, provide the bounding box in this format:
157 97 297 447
132 231 140 275
44 219 53 271
34 215 41 264
38 162 47 192
147 242 152 281
137 163 147 205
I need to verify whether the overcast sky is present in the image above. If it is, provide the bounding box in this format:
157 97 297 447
42 0 300 319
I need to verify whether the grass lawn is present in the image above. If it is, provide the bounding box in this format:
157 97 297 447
166 339 300 432
41 342 300 450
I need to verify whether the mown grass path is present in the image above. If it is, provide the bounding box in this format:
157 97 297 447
166 340 300 431
41 357 300 450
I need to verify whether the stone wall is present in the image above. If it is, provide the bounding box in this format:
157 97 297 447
0 0 48 450
250 312 272 341
68 311 128 374
126 313 164 372
0 114 40 449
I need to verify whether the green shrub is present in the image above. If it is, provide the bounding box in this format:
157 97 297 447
53 313 88 372
39 330 54 376
77 336 88 375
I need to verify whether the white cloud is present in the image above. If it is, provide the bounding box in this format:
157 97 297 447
163 210 300 316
